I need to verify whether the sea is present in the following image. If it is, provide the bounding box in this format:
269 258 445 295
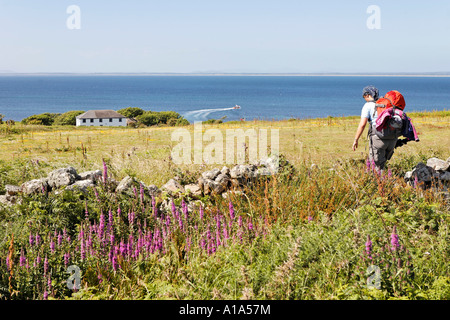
0 75 449 123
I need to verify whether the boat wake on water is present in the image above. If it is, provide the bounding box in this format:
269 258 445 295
183 105 240 122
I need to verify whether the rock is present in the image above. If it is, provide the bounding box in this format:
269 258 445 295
404 171 413 181
447 157 450 164
79 170 102 182
258 155 280 175
0 195 10 206
66 180 95 193
412 162 433 183
161 179 185 194
230 164 256 179
21 179 48 195
215 173 230 186
47 167 80 189
147 184 161 197
184 184 202 196
5 185 21 196
116 176 135 194
440 172 450 181
202 168 220 180
210 180 225 194
230 165 244 179
221 166 230 175
427 158 450 172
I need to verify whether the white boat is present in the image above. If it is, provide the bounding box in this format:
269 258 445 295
233 105 241 109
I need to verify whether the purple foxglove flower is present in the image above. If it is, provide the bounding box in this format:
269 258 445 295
182 198 188 220
229 202 235 220
57 232 62 246
50 240 55 253
391 226 400 251
248 221 253 231
238 216 243 228
44 256 49 275
117 205 122 218
366 157 371 172
365 235 372 258
81 240 86 261
112 255 118 271
35 233 41 246
29 233 34 246
20 249 26 267
64 253 70 267
308 215 313 222
43 291 48 300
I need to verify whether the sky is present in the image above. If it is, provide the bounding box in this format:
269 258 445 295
0 0 449 74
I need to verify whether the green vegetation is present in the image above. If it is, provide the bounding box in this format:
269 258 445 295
117 107 145 119
53 111 85 126
0 110 449 300
21 113 60 126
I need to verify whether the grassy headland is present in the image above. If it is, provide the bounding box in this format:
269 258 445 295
0 110 449 300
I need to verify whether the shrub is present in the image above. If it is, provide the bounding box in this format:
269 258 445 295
117 107 145 119
136 111 159 126
53 111 85 126
21 113 60 126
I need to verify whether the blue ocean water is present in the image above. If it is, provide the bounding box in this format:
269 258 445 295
0 75 449 122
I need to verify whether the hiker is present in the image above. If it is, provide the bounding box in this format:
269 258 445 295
352 85 398 171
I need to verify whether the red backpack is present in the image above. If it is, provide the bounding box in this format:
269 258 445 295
375 90 406 115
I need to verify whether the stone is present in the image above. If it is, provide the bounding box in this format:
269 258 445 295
79 170 102 181
412 162 433 183
66 180 95 193
161 179 185 194
427 158 450 172
5 185 21 196
230 165 244 179
215 173 230 186
47 167 80 189
184 184 202 196
258 155 280 174
439 171 450 181
0 195 10 206
21 179 48 195
221 166 230 175
210 180 225 194
202 168 220 180
116 176 135 194
404 171 413 181
147 184 161 197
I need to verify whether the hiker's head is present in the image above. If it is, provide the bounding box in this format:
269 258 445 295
362 85 379 101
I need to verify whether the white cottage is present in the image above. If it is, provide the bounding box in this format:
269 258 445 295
76 110 128 127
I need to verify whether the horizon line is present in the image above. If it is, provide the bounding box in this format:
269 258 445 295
1 72 450 77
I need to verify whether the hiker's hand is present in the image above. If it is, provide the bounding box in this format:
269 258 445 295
352 139 358 151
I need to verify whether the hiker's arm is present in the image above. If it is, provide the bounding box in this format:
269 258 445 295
352 117 368 151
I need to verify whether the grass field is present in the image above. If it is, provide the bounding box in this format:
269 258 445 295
1 110 449 188
0 111 449 300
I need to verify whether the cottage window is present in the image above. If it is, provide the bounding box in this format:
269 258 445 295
109 118 113 122
82 119 86 123
90 119 94 123
119 118 122 122
99 119 103 123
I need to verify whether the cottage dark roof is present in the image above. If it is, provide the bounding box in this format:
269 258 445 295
76 110 127 119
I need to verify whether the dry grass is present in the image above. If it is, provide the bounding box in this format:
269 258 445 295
1 111 449 187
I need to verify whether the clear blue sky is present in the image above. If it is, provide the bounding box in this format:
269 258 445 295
1 0 449 73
